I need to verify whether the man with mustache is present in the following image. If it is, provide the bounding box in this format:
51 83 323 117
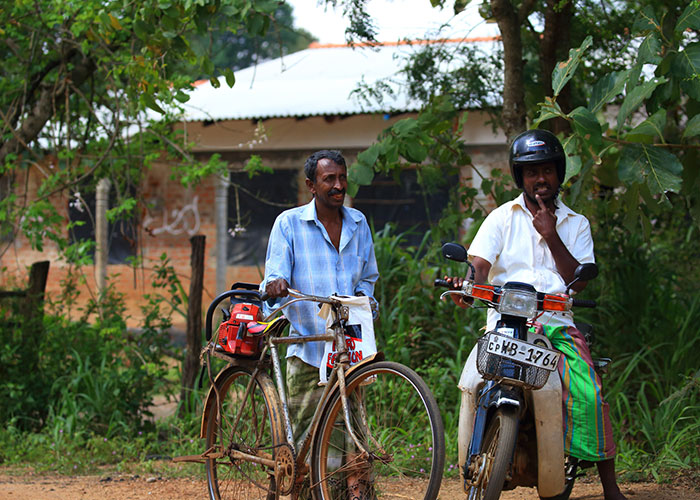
448 130 627 500
261 149 379 498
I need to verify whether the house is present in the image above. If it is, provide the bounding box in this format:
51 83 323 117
1 39 507 331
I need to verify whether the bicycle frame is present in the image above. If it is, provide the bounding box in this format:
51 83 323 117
263 290 378 468
193 287 381 475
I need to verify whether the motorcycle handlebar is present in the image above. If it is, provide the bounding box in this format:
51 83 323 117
572 298 597 308
434 279 453 288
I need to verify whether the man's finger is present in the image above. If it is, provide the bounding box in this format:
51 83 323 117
535 193 547 211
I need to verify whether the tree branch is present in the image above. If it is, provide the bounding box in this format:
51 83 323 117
0 53 96 165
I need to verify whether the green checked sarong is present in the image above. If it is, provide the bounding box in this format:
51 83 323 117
539 324 617 462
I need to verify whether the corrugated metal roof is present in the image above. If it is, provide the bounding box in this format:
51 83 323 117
181 38 500 122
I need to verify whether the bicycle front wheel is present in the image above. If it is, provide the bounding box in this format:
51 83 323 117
311 361 445 500
205 365 284 500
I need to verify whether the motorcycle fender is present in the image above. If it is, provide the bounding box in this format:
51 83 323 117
457 347 481 478
458 347 522 478
531 366 566 497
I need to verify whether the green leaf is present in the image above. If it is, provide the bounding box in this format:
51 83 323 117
681 77 700 101
616 77 667 130
533 97 565 126
671 42 700 79
628 109 666 141
246 14 265 36
533 108 561 126
588 69 630 114
552 36 592 97
569 106 602 148
141 93 165 114
210 76 220 88
638 34 662 65
452 0 471 14
676 3 700 33
243 155 272 178
391 118 419 136
618 144 683 198
401 141 428 163
682 114 700 139
357 143 381 168
174 90 190 103
348 161 375 186
562 135 582 182
223 68 236 88
632 6 661 35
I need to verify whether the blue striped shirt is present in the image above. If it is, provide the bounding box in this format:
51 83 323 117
261 200 379 367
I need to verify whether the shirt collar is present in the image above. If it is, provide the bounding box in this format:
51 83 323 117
300 199 362 225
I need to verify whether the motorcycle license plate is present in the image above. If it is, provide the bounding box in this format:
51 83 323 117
486 333 561 371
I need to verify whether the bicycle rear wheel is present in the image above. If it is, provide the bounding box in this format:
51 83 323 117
311 361 445 500
205 365 284 500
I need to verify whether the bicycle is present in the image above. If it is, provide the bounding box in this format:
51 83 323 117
175 283 445 500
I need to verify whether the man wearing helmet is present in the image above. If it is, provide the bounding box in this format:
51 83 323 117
448 129 627 500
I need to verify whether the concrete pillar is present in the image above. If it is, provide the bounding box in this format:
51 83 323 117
215 173 229 295
95 178 111 295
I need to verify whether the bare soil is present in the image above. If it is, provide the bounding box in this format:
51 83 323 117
0 471 698 500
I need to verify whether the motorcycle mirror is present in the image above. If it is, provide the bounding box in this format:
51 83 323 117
441 243 468 263
575 263 598 282
566 263 599 293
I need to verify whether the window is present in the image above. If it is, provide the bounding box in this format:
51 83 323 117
68 187 137 264
352 169 455 246
227 170 298 266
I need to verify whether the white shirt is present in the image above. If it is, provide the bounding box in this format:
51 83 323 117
468 193 595 330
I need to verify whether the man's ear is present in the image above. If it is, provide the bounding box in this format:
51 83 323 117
305 177 315 195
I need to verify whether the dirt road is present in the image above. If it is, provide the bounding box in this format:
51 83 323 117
0 472 698 500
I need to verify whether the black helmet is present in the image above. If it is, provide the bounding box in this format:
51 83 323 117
509 129 566 189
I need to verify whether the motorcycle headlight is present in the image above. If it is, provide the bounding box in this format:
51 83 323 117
498 288 537 317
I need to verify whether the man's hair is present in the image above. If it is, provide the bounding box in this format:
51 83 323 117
304 150 346 182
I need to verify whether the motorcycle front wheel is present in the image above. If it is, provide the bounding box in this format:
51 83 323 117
467 406 518 500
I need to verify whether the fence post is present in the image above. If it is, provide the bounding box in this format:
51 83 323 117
215 173 229 296
21 260 50 323
180 234 205 416
95 178 111 296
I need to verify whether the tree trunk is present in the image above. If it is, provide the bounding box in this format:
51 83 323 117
540 0 574 135
492 0 532 142
179 235 206 416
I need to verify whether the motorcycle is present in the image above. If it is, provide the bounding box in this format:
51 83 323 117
436 242 606 500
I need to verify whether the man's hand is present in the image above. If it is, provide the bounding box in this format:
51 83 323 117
265 278 289 298
533 194 557 240
444 276 473 309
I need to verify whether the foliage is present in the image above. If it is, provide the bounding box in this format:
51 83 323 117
0 307 168 436
0 0 298 265
188 2 314 78
535 3 699 234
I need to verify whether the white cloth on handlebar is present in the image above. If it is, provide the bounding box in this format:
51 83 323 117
318 295 377 384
